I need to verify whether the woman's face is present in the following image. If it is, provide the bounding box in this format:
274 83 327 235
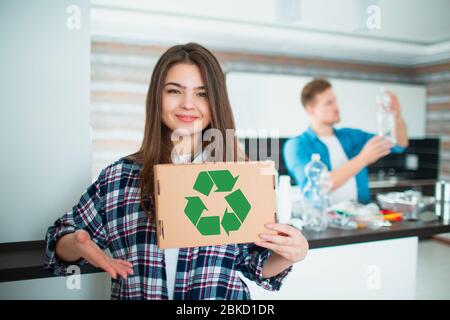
162 63 212 136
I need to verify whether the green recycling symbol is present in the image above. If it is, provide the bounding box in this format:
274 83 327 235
184 170 251 236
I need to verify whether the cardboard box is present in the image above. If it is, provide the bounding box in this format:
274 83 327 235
153 161 277 249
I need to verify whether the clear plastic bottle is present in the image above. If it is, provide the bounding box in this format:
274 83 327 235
276 175 293 224
301 154 331 232
376 88 397 144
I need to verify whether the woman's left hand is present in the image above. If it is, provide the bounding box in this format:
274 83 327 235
255 223 309 263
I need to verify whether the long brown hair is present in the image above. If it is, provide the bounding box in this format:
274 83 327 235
126 43 243 218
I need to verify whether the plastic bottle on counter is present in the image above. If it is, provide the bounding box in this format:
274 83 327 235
301 153 331 232
276 175 293 224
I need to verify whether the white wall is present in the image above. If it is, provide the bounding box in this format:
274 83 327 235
0 0 91 243
90 0 450 43
227 72 426 138
0 0 112 300
241 237 418 299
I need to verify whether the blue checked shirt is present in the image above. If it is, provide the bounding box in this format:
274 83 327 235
44 157 292 300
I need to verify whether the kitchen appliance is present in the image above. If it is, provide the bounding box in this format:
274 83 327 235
435 181 450 223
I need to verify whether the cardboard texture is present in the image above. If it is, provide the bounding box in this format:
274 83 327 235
153 161 277 249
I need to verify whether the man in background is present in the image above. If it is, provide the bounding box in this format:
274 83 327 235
283 78 408 204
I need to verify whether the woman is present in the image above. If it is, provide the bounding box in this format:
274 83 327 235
44 43 309 300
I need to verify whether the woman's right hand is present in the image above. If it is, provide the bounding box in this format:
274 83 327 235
72 229 134 280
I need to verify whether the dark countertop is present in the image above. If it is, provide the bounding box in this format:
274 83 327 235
1 219 449 283
0 241 99 283
303 219 450 248
369 178 436 189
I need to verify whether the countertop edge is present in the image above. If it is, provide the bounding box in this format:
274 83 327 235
1 222 450 283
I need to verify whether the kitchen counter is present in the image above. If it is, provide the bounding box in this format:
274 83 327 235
369 178 436 197
243 218 450 299
304 219 450 248
1 219 449 283
369 178 436 189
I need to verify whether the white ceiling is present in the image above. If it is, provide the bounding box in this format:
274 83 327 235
91 0 450 65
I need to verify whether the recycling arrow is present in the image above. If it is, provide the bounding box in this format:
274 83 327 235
209 170 239 192
221 208 241 235
184 196 207 225
184 169 251 236
193 170 239 196
225 189 251 222
193 172 214 196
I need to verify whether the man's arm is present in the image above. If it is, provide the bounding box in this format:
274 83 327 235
282 139 310 188
329 155 366 191
331 91 409 190
388 91 408 148
394 115 408 147
329 136 393 191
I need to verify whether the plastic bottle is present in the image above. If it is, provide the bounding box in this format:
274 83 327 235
276 175 293 224
376 88 397 144
301 154 330 232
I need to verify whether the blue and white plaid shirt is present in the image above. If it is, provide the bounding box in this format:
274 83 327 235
44 157 292 299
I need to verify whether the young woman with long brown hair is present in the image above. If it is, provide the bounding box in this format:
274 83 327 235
44 43 308 300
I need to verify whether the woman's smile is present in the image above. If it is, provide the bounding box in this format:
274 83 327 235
175 114 200 123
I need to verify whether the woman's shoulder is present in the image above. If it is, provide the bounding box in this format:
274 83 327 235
97 155 142 185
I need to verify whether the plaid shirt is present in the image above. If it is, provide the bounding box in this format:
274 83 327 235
44 157 292 300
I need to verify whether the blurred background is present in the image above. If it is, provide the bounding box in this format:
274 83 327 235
1 0 449 300
88 0 450 182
